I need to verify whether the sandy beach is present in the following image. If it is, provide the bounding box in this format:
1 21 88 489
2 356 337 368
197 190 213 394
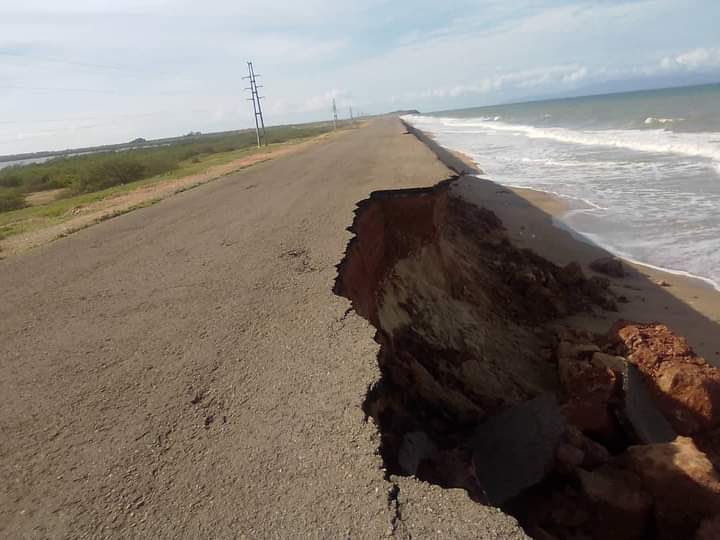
416 121 720 364
455 176 720 365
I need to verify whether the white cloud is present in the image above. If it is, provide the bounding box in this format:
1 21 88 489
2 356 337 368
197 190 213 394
562 66 589 84
403 43 720 105
406 64 590 101
660 48 720 71
1 0 719 154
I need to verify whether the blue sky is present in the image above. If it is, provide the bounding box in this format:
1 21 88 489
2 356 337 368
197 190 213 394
1 0 720 154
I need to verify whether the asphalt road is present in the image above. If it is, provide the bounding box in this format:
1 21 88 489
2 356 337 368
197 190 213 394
0 118 526 539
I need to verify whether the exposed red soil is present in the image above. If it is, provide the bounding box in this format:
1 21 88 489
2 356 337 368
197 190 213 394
334 177 720 540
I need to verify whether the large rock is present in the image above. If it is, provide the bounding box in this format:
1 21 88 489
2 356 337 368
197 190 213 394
471 394 565 505
590 256 625 278
610 322 720 435
577 465 652 540
652 362 720 434
625 436 720 538
557 342 620 440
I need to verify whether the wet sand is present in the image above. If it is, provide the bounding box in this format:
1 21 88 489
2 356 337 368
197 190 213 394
453 177 720 365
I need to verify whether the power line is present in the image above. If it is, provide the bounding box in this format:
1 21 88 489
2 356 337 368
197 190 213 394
243 61 267 147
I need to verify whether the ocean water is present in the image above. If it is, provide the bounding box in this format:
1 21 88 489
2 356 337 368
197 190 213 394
404 83 720 290
0 156 51 170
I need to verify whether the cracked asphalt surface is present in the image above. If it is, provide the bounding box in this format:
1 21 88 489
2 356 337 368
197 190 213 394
0 118 526 539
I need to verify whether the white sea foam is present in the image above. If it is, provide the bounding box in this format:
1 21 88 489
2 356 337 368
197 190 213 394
407 115 720 164
644 117 682 125
403 113 720 289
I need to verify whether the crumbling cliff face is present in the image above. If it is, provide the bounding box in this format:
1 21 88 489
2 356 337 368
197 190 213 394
334 177 720 539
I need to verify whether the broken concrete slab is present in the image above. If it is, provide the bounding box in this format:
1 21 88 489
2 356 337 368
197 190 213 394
592 352 676 444
471 394 565 506
620 363 677 444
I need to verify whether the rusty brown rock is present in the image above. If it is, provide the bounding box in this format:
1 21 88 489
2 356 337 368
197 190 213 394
652 362 720 435
566 425 610 469
610 322 720 435
557 342 620 439
625 436 720 538
577 465 652 540
561 399 617 440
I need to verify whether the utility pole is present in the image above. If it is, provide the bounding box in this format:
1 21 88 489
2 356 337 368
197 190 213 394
349 106 353 122
332 98 338 130
243 61 267 147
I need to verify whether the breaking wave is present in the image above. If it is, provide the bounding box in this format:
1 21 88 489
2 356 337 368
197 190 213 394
406 115 720 164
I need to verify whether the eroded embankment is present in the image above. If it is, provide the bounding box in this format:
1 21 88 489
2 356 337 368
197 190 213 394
334 177 720 539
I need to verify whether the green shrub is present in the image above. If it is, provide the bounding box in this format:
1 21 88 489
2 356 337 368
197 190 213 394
76 156 145 192
0 173 22 188
0 190 27 212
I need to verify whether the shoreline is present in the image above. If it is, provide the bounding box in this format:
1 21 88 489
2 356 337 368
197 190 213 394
408 122 720 295
420 124 720 286
511 185 720 291
456 176 720 364
407 124 720 363
511 186 720 293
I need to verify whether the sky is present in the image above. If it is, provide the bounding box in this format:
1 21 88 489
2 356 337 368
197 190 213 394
1 0 720 155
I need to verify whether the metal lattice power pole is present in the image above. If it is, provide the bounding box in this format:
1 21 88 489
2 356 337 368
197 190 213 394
243 61 267 147
332 98 338 130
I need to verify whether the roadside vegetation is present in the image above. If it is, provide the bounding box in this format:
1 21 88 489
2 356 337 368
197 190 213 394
0 189 27 212
0 123 334 215
0 122 350 245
